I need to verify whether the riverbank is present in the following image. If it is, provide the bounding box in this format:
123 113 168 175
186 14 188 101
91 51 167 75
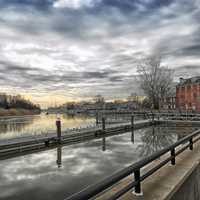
0 108 40 117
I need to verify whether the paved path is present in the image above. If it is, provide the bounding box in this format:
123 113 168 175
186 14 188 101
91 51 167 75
96 134 200 200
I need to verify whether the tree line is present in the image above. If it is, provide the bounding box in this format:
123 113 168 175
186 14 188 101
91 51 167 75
0 94 40 110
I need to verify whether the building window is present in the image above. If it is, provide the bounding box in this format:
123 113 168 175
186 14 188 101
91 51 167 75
194 93 197 99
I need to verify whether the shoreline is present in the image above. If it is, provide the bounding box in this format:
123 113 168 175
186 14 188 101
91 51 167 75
0 108 41 117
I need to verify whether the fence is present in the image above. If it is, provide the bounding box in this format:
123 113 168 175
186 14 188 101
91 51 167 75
65 128 200 200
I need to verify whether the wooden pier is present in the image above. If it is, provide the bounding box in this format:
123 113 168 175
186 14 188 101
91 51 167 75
0 119 152 159
1 111 200 159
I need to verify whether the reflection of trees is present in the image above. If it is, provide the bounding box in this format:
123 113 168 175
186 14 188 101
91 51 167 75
137 126 177 158
0 120 33 134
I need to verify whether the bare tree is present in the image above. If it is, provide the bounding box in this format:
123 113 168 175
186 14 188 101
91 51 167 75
93 94 105 104
137 56 174 109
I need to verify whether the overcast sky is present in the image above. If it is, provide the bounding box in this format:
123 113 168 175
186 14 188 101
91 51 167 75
0 0 200 107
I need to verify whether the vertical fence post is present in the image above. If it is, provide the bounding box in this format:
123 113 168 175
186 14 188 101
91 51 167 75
171 148 175 165
56 117 62 144
189 138 193 150
131 115 134 142
133 169 142 196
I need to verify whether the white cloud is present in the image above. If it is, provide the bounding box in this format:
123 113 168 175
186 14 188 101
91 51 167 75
53 0 101 9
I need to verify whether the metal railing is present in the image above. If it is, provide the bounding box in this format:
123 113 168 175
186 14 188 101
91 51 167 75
65 128 200 200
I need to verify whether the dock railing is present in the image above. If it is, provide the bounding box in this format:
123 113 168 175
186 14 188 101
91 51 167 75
65 128 200 200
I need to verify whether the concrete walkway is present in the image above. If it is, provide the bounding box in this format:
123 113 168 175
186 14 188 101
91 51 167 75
96 138 200 200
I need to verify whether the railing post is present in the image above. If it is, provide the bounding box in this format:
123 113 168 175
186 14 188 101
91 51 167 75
131 115 134 142
56 117 62 144
189 138 193 150
171 148 175 165
133 169 142 196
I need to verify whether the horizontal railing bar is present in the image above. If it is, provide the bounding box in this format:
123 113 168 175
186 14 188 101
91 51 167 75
193 136 200 143
140 156 172 182
65 129 200 200
175 144 190 157
107 156 173 200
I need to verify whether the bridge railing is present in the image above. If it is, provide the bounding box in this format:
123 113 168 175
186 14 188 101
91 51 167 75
65 128 200 200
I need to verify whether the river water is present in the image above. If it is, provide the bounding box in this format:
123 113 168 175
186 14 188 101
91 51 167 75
0 113 95 140
0 123 197 200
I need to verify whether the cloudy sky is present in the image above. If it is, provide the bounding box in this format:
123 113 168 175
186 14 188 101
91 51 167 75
0 0 200 107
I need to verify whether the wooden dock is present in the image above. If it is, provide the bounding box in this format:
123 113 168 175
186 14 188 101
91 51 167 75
0 119 152 159
1 116 200 160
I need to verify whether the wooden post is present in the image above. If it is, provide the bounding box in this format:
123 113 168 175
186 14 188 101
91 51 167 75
152 112 155 124
96 112 99 126
131 115 134 142
56 117 61 144
102 117 105 133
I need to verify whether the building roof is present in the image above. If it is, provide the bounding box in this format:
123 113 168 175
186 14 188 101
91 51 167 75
177 76 200 86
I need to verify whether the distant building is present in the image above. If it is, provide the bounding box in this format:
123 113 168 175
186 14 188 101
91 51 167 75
160 96 176 110
0 93 6 104
176 77 200 112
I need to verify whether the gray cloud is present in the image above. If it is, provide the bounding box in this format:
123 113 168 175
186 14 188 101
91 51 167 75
0 0 200 106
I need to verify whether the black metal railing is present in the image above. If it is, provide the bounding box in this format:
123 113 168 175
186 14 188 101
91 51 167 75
64 128 200 200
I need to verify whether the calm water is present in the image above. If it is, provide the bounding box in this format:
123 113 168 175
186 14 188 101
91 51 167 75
0 113 95 140
0 125 197 200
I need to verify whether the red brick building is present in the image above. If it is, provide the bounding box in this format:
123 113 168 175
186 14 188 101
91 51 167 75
176 77 200 112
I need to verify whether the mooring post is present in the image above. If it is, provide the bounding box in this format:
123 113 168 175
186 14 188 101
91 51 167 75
102 117 106 133
152 112 155 124
131 115 134 142
56 117 62 144
96 112 99 126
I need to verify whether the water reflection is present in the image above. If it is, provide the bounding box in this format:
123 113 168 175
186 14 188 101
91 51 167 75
102 137 106 151
136 126 196 158
137 126 176 157
0 125 197 200
131 131 134 143
0 120 33 134
56 146 62 168
0 113 95 140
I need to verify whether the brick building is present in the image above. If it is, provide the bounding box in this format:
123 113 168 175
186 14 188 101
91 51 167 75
176 77 200 112
160 96 176 110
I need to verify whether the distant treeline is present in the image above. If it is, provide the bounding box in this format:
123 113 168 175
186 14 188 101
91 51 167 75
0 93 40 110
